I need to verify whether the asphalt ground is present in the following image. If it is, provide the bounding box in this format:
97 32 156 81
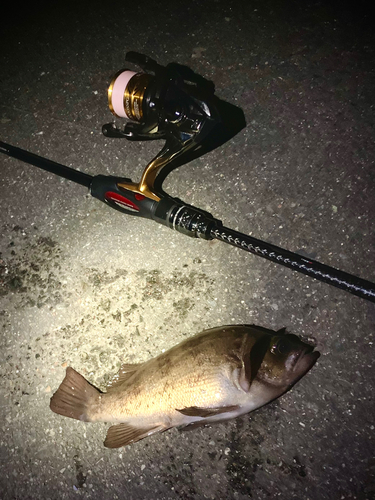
0 1 374 499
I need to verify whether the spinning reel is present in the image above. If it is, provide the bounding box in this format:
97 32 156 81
102 51 220 202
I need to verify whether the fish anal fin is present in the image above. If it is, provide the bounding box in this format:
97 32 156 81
104 423 168 448
106 363 143 391
176 405 240 418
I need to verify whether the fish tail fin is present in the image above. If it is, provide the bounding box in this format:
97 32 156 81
50 367 99 422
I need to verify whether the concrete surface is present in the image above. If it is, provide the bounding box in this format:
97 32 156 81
0 1 374 499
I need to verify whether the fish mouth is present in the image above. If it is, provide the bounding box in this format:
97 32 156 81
292 345 320 376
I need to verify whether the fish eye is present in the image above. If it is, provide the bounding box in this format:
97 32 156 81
271 338 292 356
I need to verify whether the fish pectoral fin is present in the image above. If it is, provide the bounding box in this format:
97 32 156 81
277 327 287 335
104 423 169 448
179 421 211 431
176 405 240 418
106 363 143 391
245 334 273 387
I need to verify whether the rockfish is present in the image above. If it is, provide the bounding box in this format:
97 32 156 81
50 325 320 448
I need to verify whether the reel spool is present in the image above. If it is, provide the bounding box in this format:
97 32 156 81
108 70 152 122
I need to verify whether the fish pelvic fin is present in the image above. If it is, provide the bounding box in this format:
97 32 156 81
50 367 100 422
176 405 240 418
104 423 170 448
179 420 211 431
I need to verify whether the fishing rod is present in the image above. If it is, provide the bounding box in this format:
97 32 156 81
1 52 374 303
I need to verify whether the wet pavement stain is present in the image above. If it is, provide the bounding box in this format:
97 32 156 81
226 422 264 498
73 453 87 489
0 226 66 308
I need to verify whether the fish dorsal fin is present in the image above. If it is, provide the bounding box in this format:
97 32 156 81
248 324 276 335
176 405 240 418
104 423 169 448
106 363 143 391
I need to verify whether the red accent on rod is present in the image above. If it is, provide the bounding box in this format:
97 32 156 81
105 191 139 211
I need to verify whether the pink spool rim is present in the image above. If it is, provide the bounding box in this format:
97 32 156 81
108 70 137 119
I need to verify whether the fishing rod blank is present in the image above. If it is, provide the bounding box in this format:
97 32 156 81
1 140 374 303
0 141 93 188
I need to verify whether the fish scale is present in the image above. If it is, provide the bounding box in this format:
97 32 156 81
94 356 235 422
50 325 320 448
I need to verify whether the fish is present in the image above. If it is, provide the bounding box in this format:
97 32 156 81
50 325 320 448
